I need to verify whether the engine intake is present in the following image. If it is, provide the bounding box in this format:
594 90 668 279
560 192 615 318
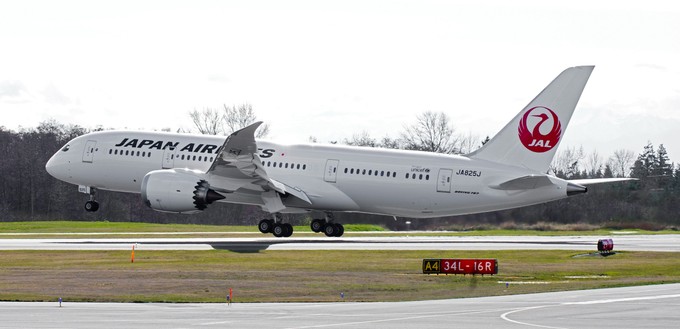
141 169 225 214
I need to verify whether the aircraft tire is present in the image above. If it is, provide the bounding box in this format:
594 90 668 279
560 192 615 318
335 223 344 237
84 201 99 212
323 223 337 237
258 219 273 234
310 219 324 233
272 223 285 237
283 223 293 237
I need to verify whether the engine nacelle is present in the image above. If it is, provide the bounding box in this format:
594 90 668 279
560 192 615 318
141 169 225 214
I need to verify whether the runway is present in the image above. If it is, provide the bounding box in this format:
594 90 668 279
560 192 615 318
1 284 678 328
0 234 679 252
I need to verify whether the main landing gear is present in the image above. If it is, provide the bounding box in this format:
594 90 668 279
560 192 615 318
258 214 293 238
258 213 345 238
311 213 344 237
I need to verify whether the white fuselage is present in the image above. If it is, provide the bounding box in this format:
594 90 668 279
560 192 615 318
46 130 570 218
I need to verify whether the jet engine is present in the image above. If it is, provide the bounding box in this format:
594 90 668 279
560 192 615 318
141 169 225 214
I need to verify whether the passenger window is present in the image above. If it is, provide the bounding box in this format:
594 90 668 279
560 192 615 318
285 163 289 169
368 170 372 175
297 164 300 169
193 155 196 161
344 168 348 173
426 175 430 180
138 151 141 156
350 168 354 174
419 174 423 180
362 169 366 175
381 171 384 176
108 149 112 154
406 173 410 179
279 162 283 168
114 150 118 155
393 172 396 178
303 164 307 170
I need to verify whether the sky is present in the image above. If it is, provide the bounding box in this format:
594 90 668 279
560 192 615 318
1 0 679 164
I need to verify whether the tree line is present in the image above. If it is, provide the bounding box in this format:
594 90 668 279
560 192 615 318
1 106 678 230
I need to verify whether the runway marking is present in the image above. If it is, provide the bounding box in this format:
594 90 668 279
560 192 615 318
563 293 680 305
500 293 680 328
500 305 566 329
283 308 512 329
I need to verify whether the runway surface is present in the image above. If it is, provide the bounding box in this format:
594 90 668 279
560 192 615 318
1 284 678 328
0 234 679 252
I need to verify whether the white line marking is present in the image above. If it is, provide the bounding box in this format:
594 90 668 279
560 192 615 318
500 306 566 329
563 293 680 305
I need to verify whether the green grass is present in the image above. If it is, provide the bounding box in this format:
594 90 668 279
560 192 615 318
0 221 384 235
0 249 679 303
0 221 676 238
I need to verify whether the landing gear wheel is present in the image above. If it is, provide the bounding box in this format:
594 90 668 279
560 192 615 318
282 223 293 237
84 201 99 212
272 223 285 237
258 219 274 234
324 223 338 237
335 223 344 237
310 219 324 233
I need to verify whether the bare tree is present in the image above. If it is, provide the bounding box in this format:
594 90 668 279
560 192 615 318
401 111 459 154
585 150 603 178
344 131 377 147
189 103 270 137
189 108 222 135
458 132 482 154
609 149 635 178
550 146 585 178
223 103 270 138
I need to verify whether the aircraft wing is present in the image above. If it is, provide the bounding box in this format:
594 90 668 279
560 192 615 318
206 122 312 205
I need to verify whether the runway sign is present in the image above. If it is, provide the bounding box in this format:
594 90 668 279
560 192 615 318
423 259 498 275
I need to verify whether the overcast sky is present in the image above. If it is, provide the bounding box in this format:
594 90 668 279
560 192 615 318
1 0 679 162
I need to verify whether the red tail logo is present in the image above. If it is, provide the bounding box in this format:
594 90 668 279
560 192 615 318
518 106 561 153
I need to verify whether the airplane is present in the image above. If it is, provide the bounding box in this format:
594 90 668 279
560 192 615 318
46 66 631 237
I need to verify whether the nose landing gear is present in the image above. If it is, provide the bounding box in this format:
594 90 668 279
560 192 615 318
80 186 99 212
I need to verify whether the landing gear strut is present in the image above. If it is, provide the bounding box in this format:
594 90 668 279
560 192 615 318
83 187 99 212
258 214 293 238
310 213 344 237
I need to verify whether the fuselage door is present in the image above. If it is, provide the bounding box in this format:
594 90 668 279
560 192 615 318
437 168 453 193
82 140 97 163
162 149 175 169
324 159 340 183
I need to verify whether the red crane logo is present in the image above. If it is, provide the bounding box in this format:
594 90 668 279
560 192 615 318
518 106 561 153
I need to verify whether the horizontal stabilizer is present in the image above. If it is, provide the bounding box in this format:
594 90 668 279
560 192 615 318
491 175 555 190
568 178 637 185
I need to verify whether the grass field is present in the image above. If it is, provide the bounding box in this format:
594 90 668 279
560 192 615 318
1 249 679 303
1 221 678 303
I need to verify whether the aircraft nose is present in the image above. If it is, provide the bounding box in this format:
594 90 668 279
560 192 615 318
45 151 70 180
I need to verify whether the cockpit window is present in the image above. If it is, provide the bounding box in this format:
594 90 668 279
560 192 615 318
61 145 70 152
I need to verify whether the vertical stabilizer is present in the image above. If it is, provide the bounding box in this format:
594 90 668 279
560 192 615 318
467 66 594 173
